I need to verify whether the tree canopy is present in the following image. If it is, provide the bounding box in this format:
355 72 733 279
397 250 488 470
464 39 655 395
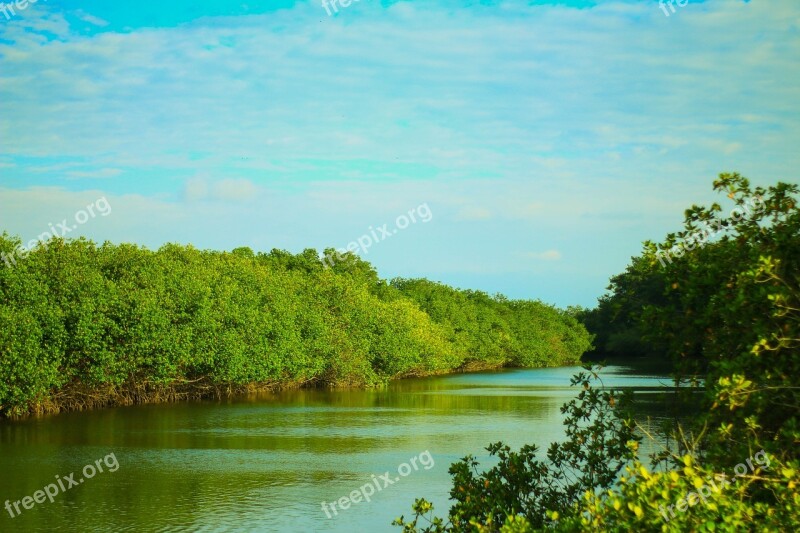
0 237 591 418
395 173 800 532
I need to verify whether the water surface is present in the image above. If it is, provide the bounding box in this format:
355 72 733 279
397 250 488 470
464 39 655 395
0 365 676 532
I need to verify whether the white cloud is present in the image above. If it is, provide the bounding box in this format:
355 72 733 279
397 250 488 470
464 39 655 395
213 178 261 202
66 168 123 179
455 206 493 220
525 250 562 261
184 177 210 202
0 0 797 306
183 177 262 203
76 12 110 27
0 0 796 186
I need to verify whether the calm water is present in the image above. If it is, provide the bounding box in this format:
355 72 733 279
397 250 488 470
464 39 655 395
0 365 676 532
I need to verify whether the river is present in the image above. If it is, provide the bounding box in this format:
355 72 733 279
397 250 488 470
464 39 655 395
0 364 676 532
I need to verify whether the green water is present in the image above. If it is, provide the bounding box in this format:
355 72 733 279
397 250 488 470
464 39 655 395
0 365 675 532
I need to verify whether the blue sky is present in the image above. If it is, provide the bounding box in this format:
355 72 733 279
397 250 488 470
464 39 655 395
1 0 798 307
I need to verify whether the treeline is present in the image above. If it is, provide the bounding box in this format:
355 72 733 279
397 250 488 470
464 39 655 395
396 173 800 531
0 237 591 418
572 258 671 361
578 173 800 471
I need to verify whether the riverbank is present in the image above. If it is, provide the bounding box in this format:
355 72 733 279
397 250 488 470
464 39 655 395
0 237 592 419
2 358 549 420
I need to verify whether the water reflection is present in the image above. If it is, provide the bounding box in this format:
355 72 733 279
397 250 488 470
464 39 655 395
0 365 678 532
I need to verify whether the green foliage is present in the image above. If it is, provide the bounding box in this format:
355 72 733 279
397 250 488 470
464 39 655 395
575 256 670 360
556 452 799 532
394 367 639 532
578 174 800 530
0 236 591 417
391 280 591 369
397 174 800 532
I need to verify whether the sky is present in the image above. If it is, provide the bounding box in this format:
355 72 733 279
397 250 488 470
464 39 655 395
0 0 798 307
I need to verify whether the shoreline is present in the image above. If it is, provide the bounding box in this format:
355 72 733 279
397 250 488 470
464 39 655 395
1 359 528 421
